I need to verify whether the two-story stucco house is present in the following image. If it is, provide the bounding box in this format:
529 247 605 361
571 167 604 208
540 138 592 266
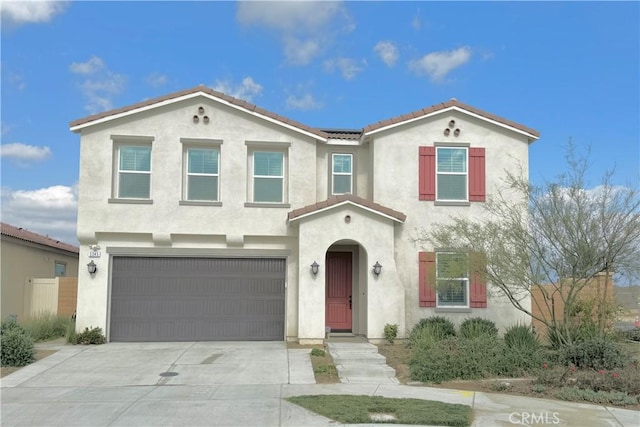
69 86 539 343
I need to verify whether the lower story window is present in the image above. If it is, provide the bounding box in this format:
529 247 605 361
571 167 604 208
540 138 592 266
436 252 469 307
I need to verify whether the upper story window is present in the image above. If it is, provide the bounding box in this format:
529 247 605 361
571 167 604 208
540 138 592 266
436 147 467 201
332 153 353 195
253 151 284 203
186 148 219 201
55 261 66 277
436 252 469 307
117 145 151 199
419 145 485 203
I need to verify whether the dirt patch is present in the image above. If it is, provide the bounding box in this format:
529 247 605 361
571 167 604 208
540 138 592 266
288 342 340 384
378 342 411 384
1 349 57 378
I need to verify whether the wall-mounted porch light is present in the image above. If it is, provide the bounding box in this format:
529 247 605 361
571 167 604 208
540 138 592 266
373 261 382 276
311 261 319 276
87 260 97 275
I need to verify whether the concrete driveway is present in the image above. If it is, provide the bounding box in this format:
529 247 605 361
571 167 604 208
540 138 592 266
1 342 330 426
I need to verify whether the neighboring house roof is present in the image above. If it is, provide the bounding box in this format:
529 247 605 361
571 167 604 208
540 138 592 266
69 86 539 142
0 222 79 254
288 194 406 223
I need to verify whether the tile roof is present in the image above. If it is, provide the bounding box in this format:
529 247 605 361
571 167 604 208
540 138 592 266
363 98 540 138
1 222 79 254
69 87 538 141
69 85 329 139
288 194 406 223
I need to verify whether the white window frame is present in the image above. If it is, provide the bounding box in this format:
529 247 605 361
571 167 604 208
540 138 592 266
249 149 287 204
436 252 469 308
436 146 468 202
54 261 66 277
110 136 154 202
331 153 353 195
184 147 220 202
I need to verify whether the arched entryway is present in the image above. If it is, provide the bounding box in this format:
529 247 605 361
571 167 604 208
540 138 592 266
325 241 368 336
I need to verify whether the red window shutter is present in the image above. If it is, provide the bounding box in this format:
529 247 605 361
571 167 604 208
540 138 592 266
419 147 436 201
468 147 486 202
419 252 437 307
469 252 487 308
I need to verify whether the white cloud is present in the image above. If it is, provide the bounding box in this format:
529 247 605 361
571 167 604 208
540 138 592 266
412 9 422 30
70 56 126 113
285 94 322 111
145 72 168 88
213 76 263 102
6 72 26 90
69 56 104 75
236 1 352 66
1 185 78 245
374 41 398 67
409 47 471 82
1 142 51 164
0 1 68 27
324 57 365 80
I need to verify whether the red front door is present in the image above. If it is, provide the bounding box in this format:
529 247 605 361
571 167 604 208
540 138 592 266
325 252 352 331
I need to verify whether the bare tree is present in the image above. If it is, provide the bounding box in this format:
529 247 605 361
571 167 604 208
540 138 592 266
418 148 640 347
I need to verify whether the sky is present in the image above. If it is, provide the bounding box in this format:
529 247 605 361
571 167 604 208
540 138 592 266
1 1 638 245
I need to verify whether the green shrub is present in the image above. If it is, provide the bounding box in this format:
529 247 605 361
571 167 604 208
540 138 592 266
383 323 398 344
1 320 35 367
504 324 539 349
310 348 325 357
560 338 628 370
23 312 74 342
553 386 639 406
459 317 498 339
619 329 640 342
70 327 106 345
500 324 543 376
409 336 504 383
408 316 456 347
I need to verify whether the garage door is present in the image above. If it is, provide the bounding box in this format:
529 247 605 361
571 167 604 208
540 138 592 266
110 257 285 342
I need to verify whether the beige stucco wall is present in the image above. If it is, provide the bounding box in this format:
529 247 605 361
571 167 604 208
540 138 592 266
1 237 79 321
73 93 533 340
371 110 532 335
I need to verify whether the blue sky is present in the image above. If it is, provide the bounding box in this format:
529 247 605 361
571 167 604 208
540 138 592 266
1 1 638 245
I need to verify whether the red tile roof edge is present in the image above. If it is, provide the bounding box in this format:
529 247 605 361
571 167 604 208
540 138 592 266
1 222 79 254
69 85 329 139
288 195 406 222
69 87 538 141
363 99 540 138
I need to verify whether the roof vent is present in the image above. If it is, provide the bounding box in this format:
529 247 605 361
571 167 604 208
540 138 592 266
450 97 457 102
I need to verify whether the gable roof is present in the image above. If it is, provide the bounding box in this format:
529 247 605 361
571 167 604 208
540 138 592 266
1 222 79 254
288 194 406 223
69 86 329 141
69 87 539 142
363 98 540 140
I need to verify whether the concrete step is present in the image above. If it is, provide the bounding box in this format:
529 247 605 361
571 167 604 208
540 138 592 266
326 343 378 353
335 364 396 377
340 375 400 385
332 352 387 365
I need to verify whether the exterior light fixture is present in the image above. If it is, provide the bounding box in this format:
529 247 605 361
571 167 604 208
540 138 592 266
373 261 382 276
311 261 319 275
87 260 97 275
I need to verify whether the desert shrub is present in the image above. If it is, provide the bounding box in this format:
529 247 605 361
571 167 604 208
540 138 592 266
409 335 504 383
500 324 543 375
619 329 640 342
408 316 456 347
23 312 74 342
1 320 35 367
310 348 325 357
459 317 498 339
70 327 106 345
553 387 639 406
559 338 628 370
384 323 398 344
504 324 539 349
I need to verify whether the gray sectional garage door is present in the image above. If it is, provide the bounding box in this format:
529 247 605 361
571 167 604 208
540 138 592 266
110 257 286 342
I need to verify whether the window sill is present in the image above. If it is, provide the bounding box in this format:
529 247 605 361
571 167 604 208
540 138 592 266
435 307 472 313
244 202 291 208
179 201 222 207
108 198 153 204
434 201 471 207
